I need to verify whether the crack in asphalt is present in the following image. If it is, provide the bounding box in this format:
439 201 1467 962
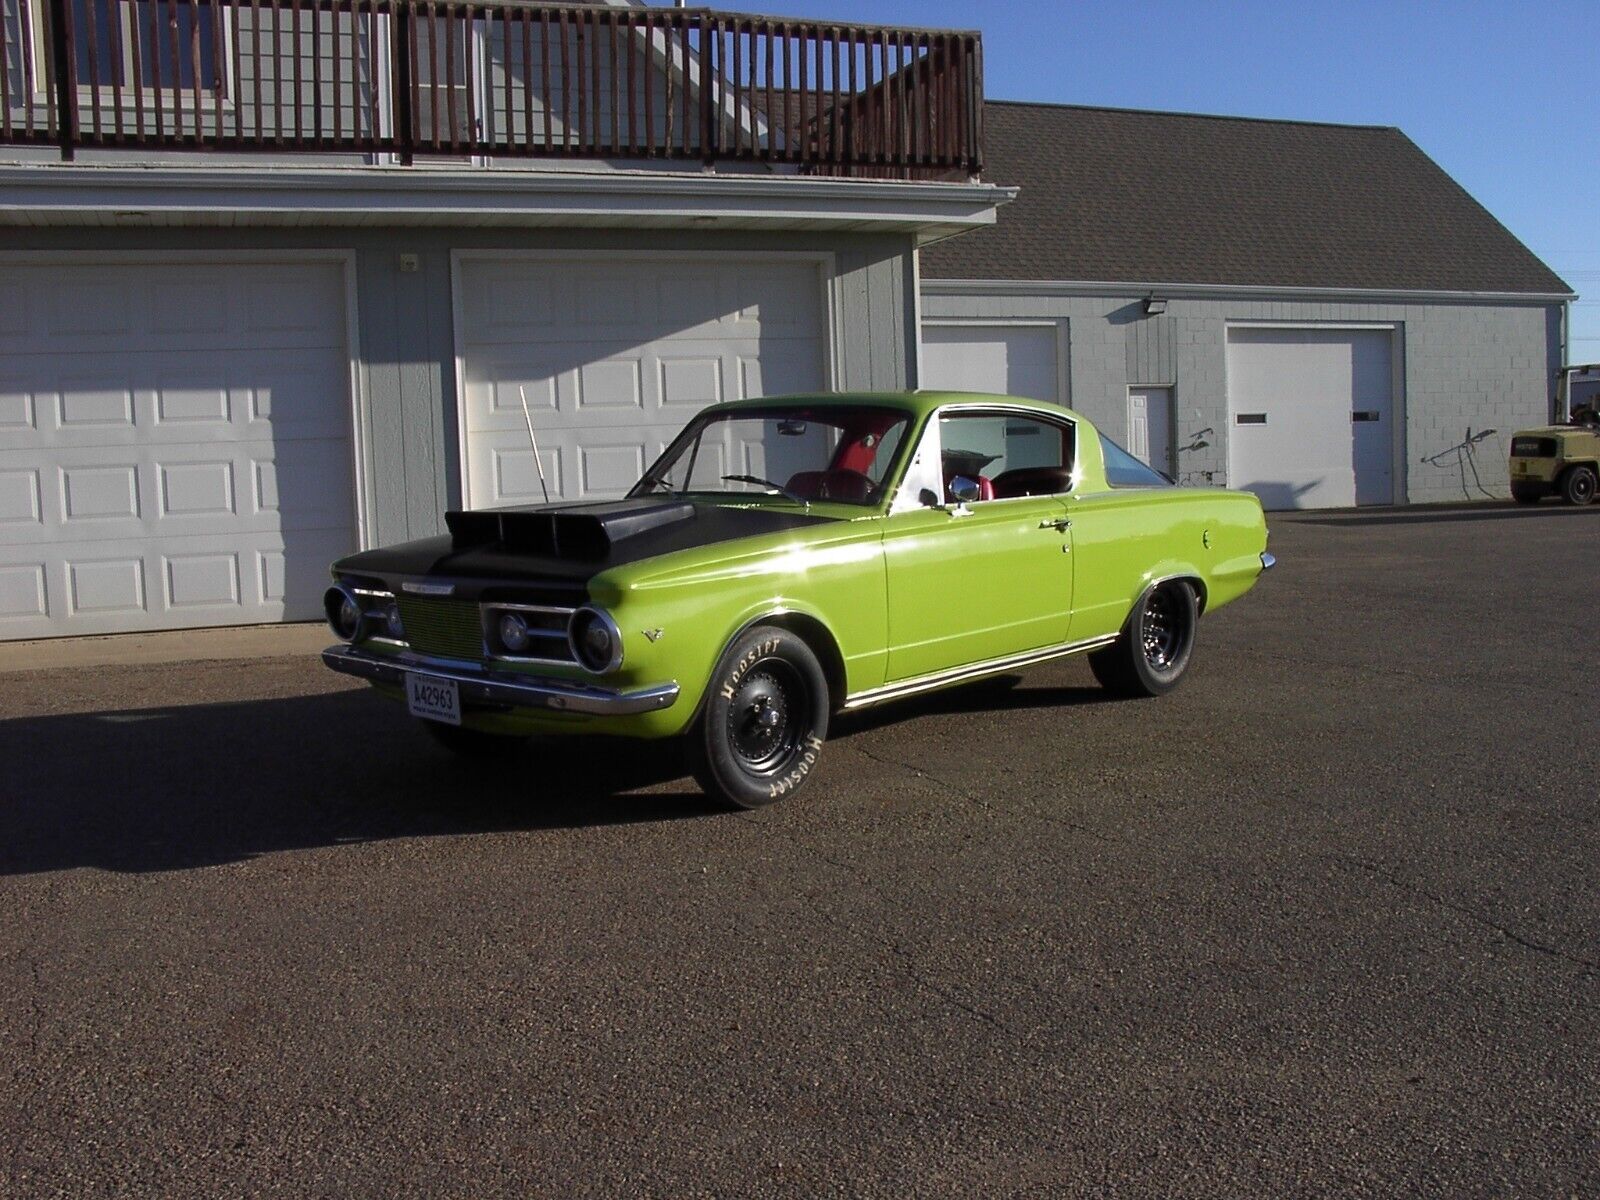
731 814 1016 1035
842 740 1121 845
1326 854 1600 974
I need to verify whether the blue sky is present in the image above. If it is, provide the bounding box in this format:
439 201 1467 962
784 0 1599 358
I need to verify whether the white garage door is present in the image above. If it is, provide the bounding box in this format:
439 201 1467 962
1226 327 1395 510
920 323 1060 404
0 259 358 640
458 255 828 507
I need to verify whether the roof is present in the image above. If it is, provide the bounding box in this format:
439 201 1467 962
922 101 1572 296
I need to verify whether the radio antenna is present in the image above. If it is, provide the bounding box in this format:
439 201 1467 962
518 385 551 505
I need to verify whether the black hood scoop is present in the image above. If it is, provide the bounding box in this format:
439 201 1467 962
445 498 697 561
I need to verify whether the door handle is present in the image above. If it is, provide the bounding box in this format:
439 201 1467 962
1039 517 1072 531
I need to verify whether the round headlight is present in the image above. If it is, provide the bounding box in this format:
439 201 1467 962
568 607 624 674
497 611 531 655
384 603 405 641
323 585 362 642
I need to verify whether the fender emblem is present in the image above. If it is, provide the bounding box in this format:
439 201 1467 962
643 628 664 643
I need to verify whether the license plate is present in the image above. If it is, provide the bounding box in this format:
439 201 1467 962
406 674 461 725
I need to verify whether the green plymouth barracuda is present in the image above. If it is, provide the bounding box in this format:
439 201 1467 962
322 391 1274 807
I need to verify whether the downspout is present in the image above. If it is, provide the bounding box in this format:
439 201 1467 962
1558 299 1572 421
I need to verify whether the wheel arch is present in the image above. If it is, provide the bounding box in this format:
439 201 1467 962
733 610 849 712
1141 570 1209 616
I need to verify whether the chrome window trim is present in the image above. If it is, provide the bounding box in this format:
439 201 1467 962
891 403 1081 512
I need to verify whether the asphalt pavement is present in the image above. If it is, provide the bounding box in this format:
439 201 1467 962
1 502 1597 1198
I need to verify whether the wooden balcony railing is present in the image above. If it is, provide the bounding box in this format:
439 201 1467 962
1 1 983 176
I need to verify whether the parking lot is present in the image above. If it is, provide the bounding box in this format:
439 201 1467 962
1 504 1597 1197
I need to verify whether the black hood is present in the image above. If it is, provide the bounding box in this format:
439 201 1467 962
334 498 834 591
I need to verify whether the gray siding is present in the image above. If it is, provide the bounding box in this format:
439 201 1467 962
2 224 916 545
921 285 1562 504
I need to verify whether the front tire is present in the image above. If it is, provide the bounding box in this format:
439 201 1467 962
1088 580 1199 698
688 625 830 809
1559 465 1597 506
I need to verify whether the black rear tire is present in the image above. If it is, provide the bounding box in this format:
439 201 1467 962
1510 483 1544 505
1088 580 1199 698
687 625 830 809
421 720 530 758
1559 465 1597 506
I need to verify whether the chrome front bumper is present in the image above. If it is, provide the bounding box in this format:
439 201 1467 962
322 644 679 716
1261 552 1277 570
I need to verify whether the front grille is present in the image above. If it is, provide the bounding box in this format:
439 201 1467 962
395 598 485 661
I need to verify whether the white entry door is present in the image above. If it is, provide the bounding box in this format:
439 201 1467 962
1226 327 1395 509
457 255 828 507
0 258 358 640
1127 387 1174 476
921 323 1060 404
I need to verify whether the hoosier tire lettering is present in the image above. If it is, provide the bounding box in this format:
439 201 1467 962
719 637 783 700
768 734 825 799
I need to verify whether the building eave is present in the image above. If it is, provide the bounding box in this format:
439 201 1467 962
0 163 1015 238
919 276 1577 304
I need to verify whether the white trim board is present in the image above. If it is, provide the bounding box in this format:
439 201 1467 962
921 277 1574 305
0 165 1015 237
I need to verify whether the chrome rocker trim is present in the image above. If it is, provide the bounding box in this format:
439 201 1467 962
1260 552 1277 570
842 633 1119 711
322 644 679 716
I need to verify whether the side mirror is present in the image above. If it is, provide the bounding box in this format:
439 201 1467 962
948 475 981 505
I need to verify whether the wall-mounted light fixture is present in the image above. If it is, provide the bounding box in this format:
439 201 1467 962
1142 295 1168 316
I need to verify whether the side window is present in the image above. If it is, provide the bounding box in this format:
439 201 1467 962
938 412 1075 501
1100 434 1174 488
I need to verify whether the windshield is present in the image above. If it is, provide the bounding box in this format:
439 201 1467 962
632 405 912 506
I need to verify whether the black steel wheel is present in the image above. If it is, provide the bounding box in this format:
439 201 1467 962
688 625 830 809
1560 465 1597 506
1088 580 1199 698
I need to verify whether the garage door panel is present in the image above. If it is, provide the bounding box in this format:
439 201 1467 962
657 355 725 409
0 561 48 622
460 257 826 507
0 467 42 527
575 359 647 411
0 259 357 637
0 385 31 430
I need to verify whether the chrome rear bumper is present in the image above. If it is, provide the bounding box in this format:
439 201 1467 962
322 644 679 716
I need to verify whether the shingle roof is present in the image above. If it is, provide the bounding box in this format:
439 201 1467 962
922 101 1571 296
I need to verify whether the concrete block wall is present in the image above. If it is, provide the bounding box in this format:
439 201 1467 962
920 285 1563 504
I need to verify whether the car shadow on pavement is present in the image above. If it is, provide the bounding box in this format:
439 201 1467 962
0 672 1123 877
0 689 721 877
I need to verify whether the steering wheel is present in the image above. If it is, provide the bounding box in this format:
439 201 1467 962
817 468 875 501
